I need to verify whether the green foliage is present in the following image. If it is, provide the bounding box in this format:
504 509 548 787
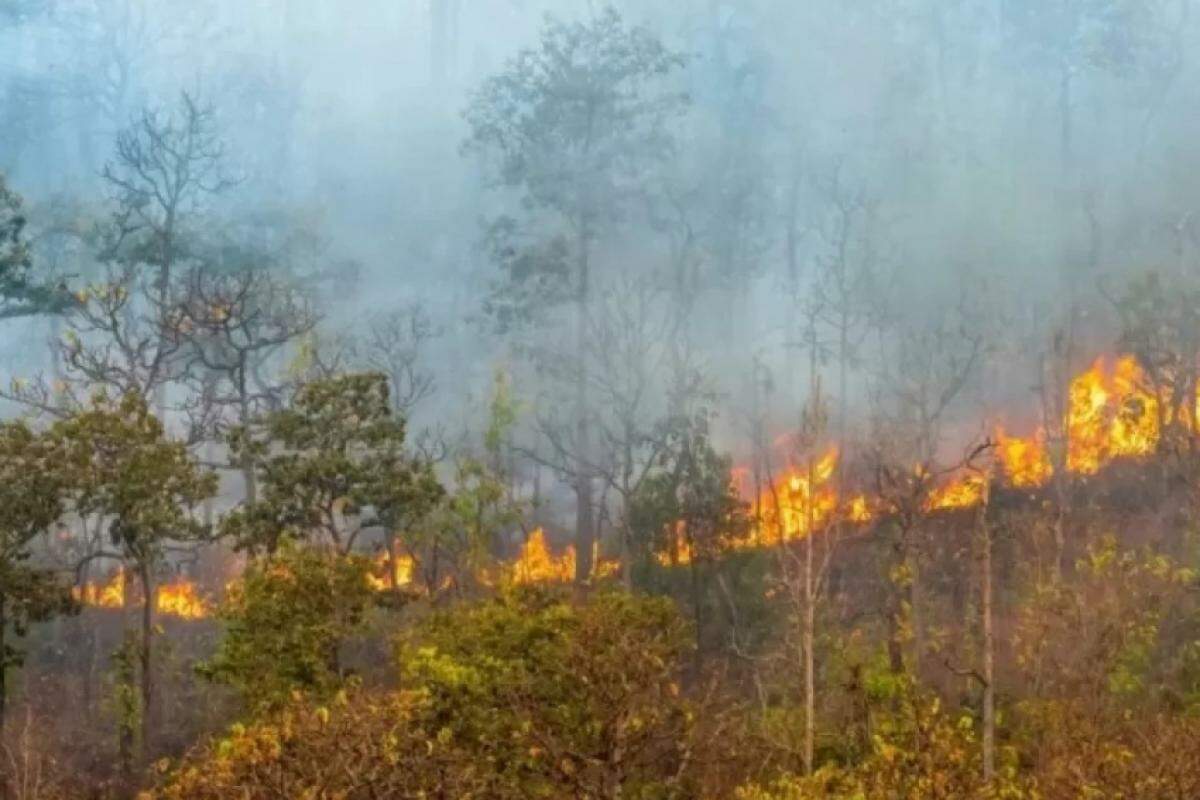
199 543 377 710
51 391 216 565
1013 535 1196 705
402 588 697 798
0 174 71 319
110 630 142 770
155 589 705 799
0 420 76 694
223 372 443 554
464 6 690 328
737 694 1032 800
630 410 750 565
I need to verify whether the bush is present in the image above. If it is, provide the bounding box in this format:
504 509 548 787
150 588 710 799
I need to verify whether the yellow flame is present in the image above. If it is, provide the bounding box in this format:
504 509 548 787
501 529 618 584
73 568 124 609
156 579 211 620
75 568 212 620
926 472 986 511
1067 356 1159 474
754 449 840 547
366 550 415 592
656 521 693 566
847 494 872 523
995 426 1053 488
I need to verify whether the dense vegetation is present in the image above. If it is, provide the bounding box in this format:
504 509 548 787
2 1 1200 798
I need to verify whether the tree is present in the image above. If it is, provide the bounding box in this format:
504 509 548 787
222 373 442 556
465 6 690 583
1002 0 1151 166
630 408 750 649
51 391 216 770
63 92 237 406
0 175 71 320
0 422 75 735
869 301 986 679
199 543 377 711
175 262 320 492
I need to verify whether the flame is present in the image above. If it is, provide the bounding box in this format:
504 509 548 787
75 568 212 620
754 449 841 547
847 494 872 523
926 471 986 511
366 550 415 591
73 568 125 609
656 521 693 566
504 528 619 585
156 579 211 620
1066 356 1159 474
510 528 575 583
995 426 1053 488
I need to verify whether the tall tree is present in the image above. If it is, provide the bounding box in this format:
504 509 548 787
0 175 71 319
464 7 689 582
92 92 235 404
223 373 442 557
52 392 216 771
0 422 75 736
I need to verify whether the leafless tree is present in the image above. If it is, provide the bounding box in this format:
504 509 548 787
175 262 319 498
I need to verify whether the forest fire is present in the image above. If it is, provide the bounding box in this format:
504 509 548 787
926 472 986 511
156 579 212 620
994 355 1164 488
74 568 212 620
366 550 415 591
752 449 840 547
995 427 1053 488
503 528 619 584
73 568 124 609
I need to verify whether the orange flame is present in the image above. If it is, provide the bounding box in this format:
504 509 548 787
656 521 693 566
75 568 212 620
926 471 986 511
73 568 125 609
156 578 211 620
1067 356 1159 474
995 426 1053 488
754 449 841 547
505 528 619 585
366 550 415 591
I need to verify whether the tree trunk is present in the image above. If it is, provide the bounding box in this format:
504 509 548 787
575 229 595 586
0 595 7 737
909 537 924 681
980 501 995 783
138 564 155 763
803 513 816 775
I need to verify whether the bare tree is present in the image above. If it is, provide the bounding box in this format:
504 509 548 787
176 262 319 498
869 297 986 678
